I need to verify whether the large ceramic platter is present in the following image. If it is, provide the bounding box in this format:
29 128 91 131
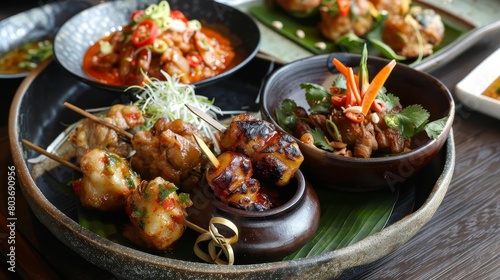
10 58 454 279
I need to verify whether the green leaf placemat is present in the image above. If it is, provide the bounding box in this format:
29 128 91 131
249 2 473 60
249 4 335 55
284 187 398 260
78 185 398 262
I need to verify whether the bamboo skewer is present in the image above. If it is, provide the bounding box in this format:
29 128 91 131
64 102 134 139
185 103 226 133
23 133 238 264
22 139 81 172
21 139 206 234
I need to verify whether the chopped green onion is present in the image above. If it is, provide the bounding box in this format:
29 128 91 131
188 20 202 31
99 40 113 55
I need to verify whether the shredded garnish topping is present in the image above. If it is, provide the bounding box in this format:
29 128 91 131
129 71 223 147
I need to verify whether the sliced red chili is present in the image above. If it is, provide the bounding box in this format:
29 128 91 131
186 53 203 67
370 99 387 113
72 179 82 193
170 10 188 23
345 111 365 123
331 94 346 107
130 10 144 22
337 0 351 17
132 19 158 47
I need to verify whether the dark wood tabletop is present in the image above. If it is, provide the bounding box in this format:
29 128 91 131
1 2 499 280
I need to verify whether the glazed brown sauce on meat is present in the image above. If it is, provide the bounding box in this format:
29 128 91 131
82 27 237 86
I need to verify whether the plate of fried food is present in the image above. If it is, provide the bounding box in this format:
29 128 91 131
248 0 476 71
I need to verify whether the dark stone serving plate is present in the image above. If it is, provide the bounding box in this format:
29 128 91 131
9 57 454 279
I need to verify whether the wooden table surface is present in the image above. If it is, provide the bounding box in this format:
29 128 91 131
1 1 499 279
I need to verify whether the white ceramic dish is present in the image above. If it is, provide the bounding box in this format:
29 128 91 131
455 47 500 120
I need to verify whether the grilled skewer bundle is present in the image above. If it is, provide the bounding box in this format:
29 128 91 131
205 151 271 211
199 113 304 211
69 103 209 193
219 113 304 187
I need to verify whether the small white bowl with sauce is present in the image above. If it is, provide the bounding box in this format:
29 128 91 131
455 47 500 120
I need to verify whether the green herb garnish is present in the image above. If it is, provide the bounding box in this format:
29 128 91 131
308 127 334 151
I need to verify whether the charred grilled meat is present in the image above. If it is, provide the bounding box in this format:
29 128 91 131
206 151 271 211
381 6 445 58
219 114 304 187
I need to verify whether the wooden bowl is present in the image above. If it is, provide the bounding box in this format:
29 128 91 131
188 170 320 264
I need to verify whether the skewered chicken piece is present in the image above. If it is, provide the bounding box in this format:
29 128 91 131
130 118 211 192
124 177 192 251
218 114 303 187
206 151 270 211
71 148 141 211
318 0 373 41
22 138 238 262
69 104 145 162
65 102 211 193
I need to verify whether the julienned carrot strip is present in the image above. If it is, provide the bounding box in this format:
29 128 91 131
333 58 361 105
333 58 349 76
345 81 352 106
347 67 362 105
361 59 397 116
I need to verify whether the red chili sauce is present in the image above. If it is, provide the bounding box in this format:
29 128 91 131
83 26 237 87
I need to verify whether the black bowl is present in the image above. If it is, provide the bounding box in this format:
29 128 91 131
260 53 455 191
53 0 260 92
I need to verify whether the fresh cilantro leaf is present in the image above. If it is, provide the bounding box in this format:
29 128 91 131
158 183 177 205
376 90 400 111
178 193 192 207
309 127 334 151
332 74 347 89
275 99 298 134
424 116 448 139
301 83 332 113
384 104 430 138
